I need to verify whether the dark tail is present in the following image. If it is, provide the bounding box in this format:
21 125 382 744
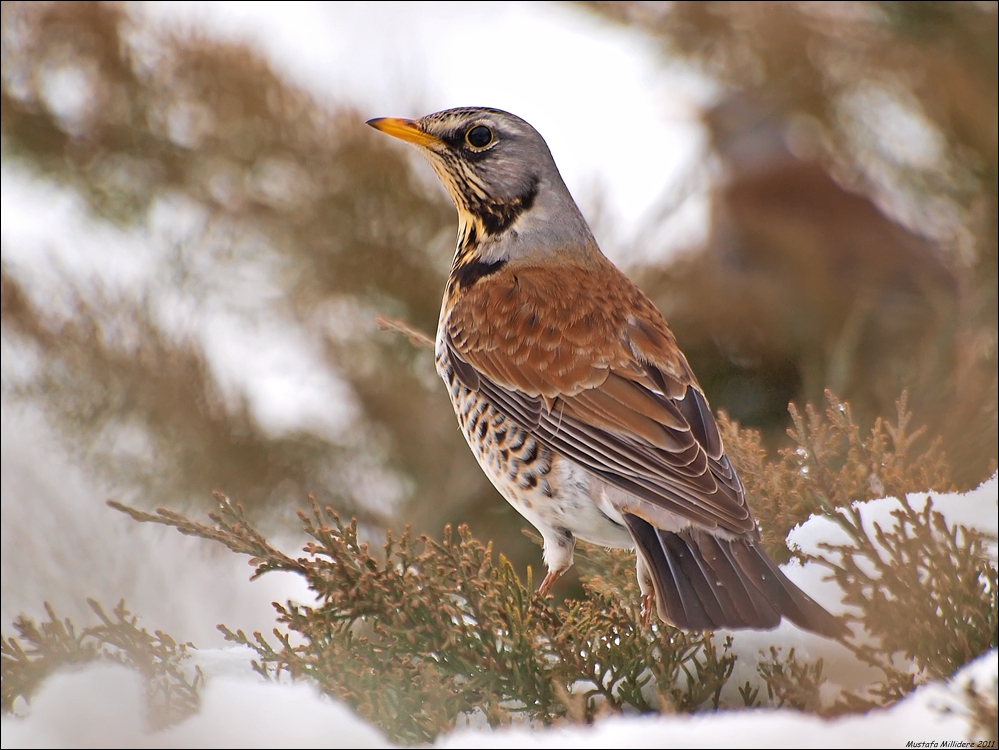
624 514 848 640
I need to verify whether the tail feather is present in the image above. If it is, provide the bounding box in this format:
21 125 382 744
731 540 846 638
660 530 729 626
627 514 713 629
695 532 781 626
624 513 848 640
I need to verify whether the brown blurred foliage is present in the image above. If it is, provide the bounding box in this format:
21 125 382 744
719 390 954 558
0 1 496 533
1 1 995 580
586 1 998 485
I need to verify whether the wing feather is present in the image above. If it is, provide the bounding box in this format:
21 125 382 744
444 261 754 535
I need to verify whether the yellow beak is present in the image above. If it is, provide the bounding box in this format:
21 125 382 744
366 117 443 148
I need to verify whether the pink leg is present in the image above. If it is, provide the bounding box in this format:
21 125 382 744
641 592 656 629
538 568 564 597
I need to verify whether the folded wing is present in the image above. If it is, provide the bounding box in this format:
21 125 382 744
444 261 752 535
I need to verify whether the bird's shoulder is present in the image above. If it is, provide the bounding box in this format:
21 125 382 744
443 254 696 400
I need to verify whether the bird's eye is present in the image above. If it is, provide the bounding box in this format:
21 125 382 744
466 125 493 149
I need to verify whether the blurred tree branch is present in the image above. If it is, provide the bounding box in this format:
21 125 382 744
1 1 499 535
582 1 997 485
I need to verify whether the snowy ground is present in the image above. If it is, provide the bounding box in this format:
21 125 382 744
3 476 995 748
1 649 995 748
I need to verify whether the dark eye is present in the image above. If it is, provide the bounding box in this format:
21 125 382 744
466 125 493 149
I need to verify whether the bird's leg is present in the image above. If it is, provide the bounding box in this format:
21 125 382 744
636 554 656 628
641 592 656 629
537 531 574 598
537 567 564 598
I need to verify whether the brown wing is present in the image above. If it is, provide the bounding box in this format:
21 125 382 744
444 259 754 535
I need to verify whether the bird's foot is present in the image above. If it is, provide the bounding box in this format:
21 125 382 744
640 592 656 629
537 568 563 598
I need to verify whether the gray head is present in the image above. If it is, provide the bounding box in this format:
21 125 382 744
367 107 597 263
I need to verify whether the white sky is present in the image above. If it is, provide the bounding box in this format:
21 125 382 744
137 0 715 255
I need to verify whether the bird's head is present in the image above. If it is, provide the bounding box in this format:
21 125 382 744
367 107 596 264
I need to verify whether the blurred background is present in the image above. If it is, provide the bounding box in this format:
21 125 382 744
2 1 996 638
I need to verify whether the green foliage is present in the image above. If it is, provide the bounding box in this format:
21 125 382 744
1 600 201 729
732 391 994 699
1 3 995 741
3 394 994 743
108 494 735 743
724 391 996 706
720 390 954 559
755 647 826 712
818 494 998 703
3 1 995 597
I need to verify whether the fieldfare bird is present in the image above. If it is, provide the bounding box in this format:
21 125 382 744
368 107 846 639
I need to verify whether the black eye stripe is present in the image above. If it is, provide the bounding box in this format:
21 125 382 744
466 125 493 149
